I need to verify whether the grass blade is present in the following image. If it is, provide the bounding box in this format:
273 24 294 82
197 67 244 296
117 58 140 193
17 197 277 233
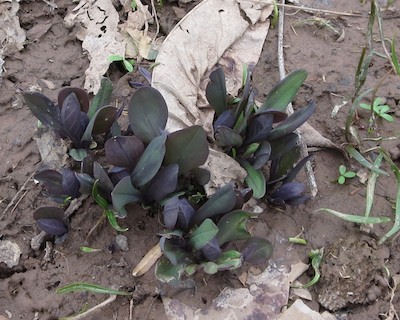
345 145 389 176
364 154 383 218
56 282 131 296
390 36 400 75
315 208 390 224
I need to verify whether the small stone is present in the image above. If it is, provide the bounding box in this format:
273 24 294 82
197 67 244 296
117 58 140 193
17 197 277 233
389 147 400 160
115 235 129 252
0 240 21 268
395 109 400 118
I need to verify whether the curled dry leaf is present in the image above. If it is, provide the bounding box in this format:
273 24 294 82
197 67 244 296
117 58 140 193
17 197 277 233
152 0 273 193
132 243 162 277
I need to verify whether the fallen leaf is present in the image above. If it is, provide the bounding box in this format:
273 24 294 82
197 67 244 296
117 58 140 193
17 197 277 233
132 243 162 277
288 261 310 284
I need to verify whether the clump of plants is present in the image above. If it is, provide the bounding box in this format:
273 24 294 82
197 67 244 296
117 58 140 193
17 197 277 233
156 183 273 283
205 66 315 209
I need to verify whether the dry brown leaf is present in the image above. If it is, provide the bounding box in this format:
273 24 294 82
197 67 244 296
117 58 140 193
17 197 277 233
132 243 162 277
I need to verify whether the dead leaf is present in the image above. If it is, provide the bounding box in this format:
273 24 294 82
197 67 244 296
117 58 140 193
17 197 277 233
132 243 162 277
152 0 273 193
0 0 26 55
290 281 313 300
299 122 340 150
278 299 333 320
288 261 309 284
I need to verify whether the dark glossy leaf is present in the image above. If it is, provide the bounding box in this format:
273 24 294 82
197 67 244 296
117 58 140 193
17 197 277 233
23 92 64 136
61 92 87 146
33 207 67 236
201 237 221 261
146 164 179 202
105 136 145 171
128 86 168 143
81 106 117 143
138 66 152 84
163 197 180 229
58 87 89 113
131 134 166 187
155 257 185 285
271 182 305 201
206 67 227 116
61 168 81 199
176 198 196 231
111 175 144 213
282 154 314 184
108 167 130 186
215 126 243 147
93 162 114 197
241 162 266 199
259 69 307 112
216 210 252 245
242 237 273 265
88 78 113 119
75 173 95 194
269 146 301 183
250 142 271 170
214 110 235 130
191 167 211 186
268 101 316 140
164 126 209 173
34 170 64 196
256 109 288 123
193 184 237 225
160 237 192 266
269 133 298 161
234 64 255 122
245 113 274 145
189 218 219 250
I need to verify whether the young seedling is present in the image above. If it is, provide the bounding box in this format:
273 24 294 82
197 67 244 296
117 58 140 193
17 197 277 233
108 54 135 73
337 165 356 184
359 97 393 122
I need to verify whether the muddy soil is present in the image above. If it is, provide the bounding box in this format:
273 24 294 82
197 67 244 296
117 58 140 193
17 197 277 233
0 0 399 319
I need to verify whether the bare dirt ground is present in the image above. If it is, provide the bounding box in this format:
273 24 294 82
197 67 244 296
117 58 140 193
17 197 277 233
0 0 400 319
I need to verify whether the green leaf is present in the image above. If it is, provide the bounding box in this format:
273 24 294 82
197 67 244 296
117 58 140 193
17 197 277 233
268 101 316 140
88 78 113 119
242 162 266 199
128 86 168 143
81 106 117 143
315 208 391 224
339 165 346 175
193 184 237 225
80 246 101 253
216 210 252 245
345 145 389 176
123 59 134 72
69 148 87 161
337 176 345 184
269 133 298 161
354 47 373 96
107 54 124 62
259 69 307 112
112 175 143 213
380 113 394 122
164 126 209 173
215 126 243 147
56 282 131 296
241 237 273 265
189 219 219 250
155 257 185 285
92 180 109 210
344 171 356 178
391 36 400 75
206 67 227 116
131 134 166 187
105 210 129 232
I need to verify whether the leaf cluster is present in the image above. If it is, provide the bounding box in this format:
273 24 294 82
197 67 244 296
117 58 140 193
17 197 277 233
206 66 315 207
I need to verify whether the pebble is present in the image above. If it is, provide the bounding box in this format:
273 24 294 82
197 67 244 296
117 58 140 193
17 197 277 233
0 240 21 268
115 235 129 252
389 146 400 160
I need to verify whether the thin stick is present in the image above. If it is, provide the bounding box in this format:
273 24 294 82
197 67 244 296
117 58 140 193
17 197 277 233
63 295 117 320
278 0 318 197
150 0 160 42
249 1 364 17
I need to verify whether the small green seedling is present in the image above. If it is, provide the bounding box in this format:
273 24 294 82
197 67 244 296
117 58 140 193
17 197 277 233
359 97 393 122
108 54 135 73
337 165 356 184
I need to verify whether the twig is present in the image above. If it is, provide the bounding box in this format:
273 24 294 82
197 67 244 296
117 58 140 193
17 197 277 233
150 0 160 42
1 171 35 220
249 1 365 17
278 0 318 197
62 295 117 320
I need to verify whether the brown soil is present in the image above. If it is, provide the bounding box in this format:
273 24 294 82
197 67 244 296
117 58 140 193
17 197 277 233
1 0 399 319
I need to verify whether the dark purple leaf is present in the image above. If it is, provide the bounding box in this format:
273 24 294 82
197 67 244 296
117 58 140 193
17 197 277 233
81 154 94 176
61 92 86 146
269 133 298 160
233 189 245 210
214 110 235 130
34 170 64 196
164 126 209 173
111 175 144 213
58 87 90 113
242 237 273 265
234 64 255 121
160 237 192 265
93 162 114 201
271 182 305 201
206 67 227 116
61 168 81 199
193 184 236 225
163 197 180 229
215 126 243 147
250 142 271 170
245 113 274 145
33 207 67 236
138 66 152 84
88 78 113 119
285 195 311 206
146 164 179 202
23 92 65 136
256 109 288 123
268 101 316 140
269 146 301 182
201 237 221 261
176 198 195 231
81 106 118 143
105 136 145 171
128 86 168 143
108 167 130 186
75 173 95 194
282 154 314 184
131 134 166 187
191 168 211 186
